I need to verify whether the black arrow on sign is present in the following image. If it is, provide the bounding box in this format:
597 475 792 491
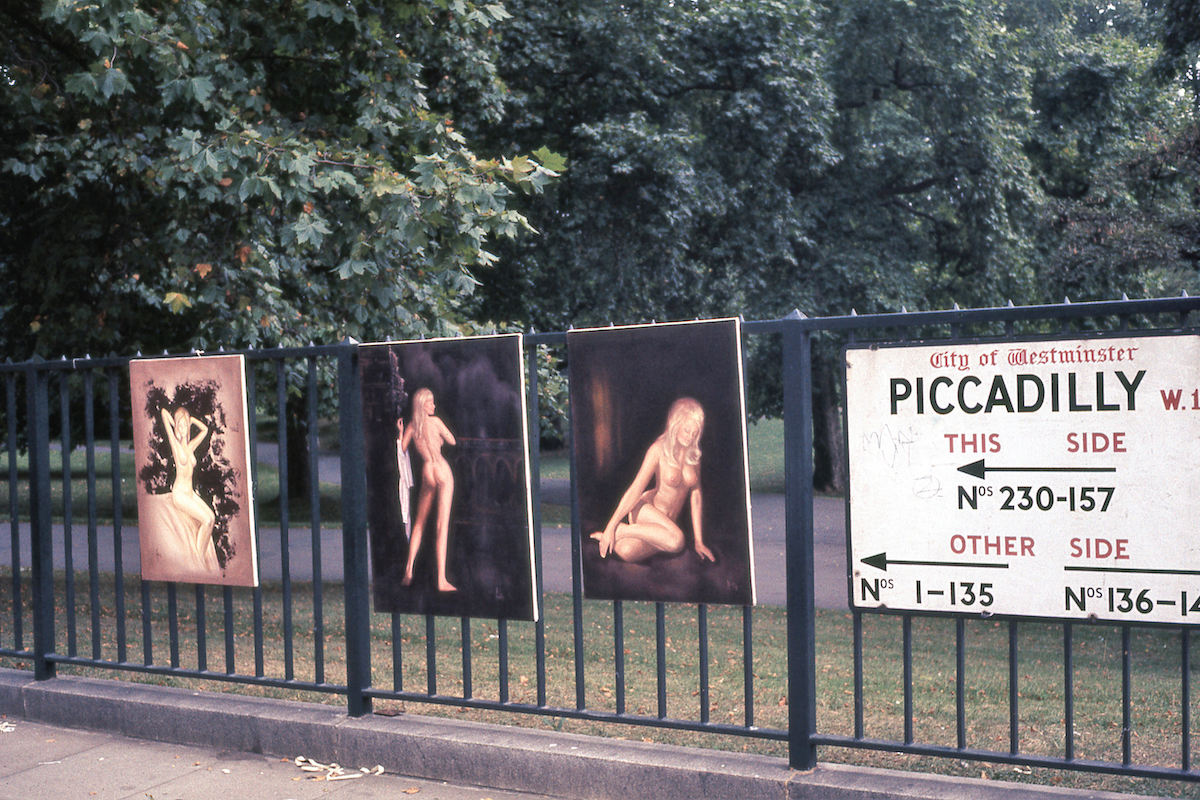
957 459 1117 480
861 552 1009 572
1065 565 1200 576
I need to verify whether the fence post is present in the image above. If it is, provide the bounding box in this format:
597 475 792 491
26 358 56 681
783 312 816 770
338 339 372 716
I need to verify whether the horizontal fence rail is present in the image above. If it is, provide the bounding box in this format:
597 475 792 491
0 296 1199 785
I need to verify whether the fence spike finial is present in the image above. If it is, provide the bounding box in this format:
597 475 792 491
1183 290 1191 298
851 308 858 316
1064 296 1072 304
901 306 908 314
953 302 961 311
1122 293 1130 302
1006 299 1015 308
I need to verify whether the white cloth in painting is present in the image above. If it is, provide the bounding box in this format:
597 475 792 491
139 492 222 583
397 439 414 539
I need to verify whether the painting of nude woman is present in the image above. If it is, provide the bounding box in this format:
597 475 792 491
360 334 537 621
568 319 755 605
130 355 258 587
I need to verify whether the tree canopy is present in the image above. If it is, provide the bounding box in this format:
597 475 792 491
470 0 837 330
0 0 558 359
473 0 1197 332
455 0 1198 486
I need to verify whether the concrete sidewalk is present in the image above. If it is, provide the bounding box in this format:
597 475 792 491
0 669 1164 800
0 717 542 800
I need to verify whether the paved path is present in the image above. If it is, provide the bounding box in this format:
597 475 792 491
3 491 849 609
8 445 850 608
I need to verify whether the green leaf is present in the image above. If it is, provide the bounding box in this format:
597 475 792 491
532 146 567 173
188 76 215 105
164 292 192 312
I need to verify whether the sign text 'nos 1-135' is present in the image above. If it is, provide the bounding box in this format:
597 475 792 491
845 334 1200 623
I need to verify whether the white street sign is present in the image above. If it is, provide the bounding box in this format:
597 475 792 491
845 334 1200 623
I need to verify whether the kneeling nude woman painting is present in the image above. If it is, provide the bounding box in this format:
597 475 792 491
592 397 715 564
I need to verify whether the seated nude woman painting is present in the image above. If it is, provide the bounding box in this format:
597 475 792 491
592 397 715 564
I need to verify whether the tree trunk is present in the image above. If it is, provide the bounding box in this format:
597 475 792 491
284 393 312 500
811 359 845 494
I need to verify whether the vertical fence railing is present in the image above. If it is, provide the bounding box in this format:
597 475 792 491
26 358 54 681
337 339 372 717
4 298 1200 784
0 346 356 697
782 313 817 770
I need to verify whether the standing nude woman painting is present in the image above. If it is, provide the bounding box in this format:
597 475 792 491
592 397 715 564
161 406 220 574
399 388 458 591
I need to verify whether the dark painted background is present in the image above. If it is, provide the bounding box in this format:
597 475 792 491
360 336 536 620
568 320 755 605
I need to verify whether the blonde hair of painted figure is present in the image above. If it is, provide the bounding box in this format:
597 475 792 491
592 397 715 563
399 388 458 592
160 406 219 572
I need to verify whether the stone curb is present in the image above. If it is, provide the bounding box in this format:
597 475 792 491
0 668 1157 800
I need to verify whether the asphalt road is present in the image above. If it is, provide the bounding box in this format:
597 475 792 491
9 446 851 609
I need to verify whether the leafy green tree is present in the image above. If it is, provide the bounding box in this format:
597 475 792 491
1036 122 1200 301
1148 0 1200 108
807 0 1054 316
470 0 1195 490
0 0 557 362
1022 0 1199 302
1 0 558 493
470 0 837 331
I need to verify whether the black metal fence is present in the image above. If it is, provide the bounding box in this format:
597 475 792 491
3 296 1200 785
